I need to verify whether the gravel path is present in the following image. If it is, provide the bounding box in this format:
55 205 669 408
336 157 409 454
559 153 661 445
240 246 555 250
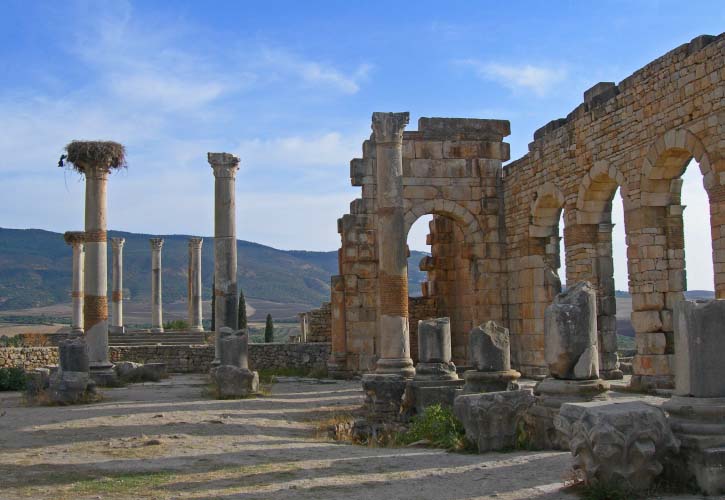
0 375 708 500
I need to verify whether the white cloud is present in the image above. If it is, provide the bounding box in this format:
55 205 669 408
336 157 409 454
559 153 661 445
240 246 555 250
459 60 567 96
237 132 361 169
258 49 372 94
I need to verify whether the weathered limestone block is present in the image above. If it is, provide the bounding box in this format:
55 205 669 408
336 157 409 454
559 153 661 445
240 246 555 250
453 389 535 452
362 374 408 423
662 299 725 495
48 338 97 404
219 332 250 369
463 321 520 393
470 320 510 371
673 299 725 398
415 318 456 379
24 368 50 400
545 282 599 380
555 400 678 491
210 365 259 398
114 361 167 382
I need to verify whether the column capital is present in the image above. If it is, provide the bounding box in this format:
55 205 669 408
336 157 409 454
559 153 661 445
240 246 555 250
149 238 164 250
63 231 85 246
188 237 204 249
110 237 125 249
371 112 409 144
208 152 240 178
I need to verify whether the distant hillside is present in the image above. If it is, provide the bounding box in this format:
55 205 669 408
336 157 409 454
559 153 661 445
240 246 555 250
0 228 429 311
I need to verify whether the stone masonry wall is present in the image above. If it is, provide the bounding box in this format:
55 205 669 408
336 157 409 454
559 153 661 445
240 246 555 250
334 117 510 373
408 295 438 363
304 302 332 342
0 343 331 374
0 348 58 370
503 34 725 387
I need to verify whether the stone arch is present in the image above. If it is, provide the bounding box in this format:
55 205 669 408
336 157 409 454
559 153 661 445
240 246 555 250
530 181 565 236
404 199 484 246
641 128 713 191
576 161 630 220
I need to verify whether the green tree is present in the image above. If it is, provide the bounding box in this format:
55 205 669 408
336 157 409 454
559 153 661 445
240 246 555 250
264 313 274 343
238 289 247 332
210 277 215 332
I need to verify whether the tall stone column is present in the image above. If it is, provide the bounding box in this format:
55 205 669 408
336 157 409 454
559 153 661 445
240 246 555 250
71 142 121 385
372 112 414 378
188 237 204 332
150 238 164 333
63 231 85 335
208 152 240 362
110 237 125 334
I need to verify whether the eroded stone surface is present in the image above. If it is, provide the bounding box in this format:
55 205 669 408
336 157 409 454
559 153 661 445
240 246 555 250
470 321 510 372
454 389 535 452
544 282 599 380
555 400 678 491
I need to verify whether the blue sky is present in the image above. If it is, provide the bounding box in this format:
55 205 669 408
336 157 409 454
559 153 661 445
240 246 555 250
0 0 722 289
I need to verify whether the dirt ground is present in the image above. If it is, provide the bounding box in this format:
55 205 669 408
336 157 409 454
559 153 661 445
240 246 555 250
0 375 709 500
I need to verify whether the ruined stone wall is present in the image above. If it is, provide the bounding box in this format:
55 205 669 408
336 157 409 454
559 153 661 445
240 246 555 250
0 343 331 374
0 347 58 370
333 118 509 373
301 302 332 342
503 34 725 387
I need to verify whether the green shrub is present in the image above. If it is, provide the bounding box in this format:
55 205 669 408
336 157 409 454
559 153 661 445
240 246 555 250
163 319 189 330
0 335 23 347
0 367 26 391
397 404 465 449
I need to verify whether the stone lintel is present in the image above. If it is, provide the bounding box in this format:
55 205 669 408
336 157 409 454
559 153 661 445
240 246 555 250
417 117 510 141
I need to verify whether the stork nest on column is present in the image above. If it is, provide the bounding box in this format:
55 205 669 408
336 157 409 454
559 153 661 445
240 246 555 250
64 141 127 173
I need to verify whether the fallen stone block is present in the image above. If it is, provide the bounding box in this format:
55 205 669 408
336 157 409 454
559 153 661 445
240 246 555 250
210 365 259 399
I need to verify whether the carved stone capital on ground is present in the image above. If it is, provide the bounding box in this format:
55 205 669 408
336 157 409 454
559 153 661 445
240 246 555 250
555 400 678 492
208 152 241 178
371 112 409 144
454 389 535 452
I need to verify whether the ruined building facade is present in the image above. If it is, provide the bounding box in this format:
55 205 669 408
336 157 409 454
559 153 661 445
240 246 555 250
329 34 725 390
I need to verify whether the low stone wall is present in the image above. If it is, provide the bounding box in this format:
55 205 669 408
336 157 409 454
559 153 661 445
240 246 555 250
0 343 331 374
0 347 58 370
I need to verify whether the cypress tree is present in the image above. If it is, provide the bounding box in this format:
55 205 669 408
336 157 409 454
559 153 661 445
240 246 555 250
264 313 274 343
238 289 247 332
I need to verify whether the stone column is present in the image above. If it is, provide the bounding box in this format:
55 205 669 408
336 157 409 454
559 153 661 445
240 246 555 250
208 152 241 362
372 112 414 377
81 158 114 383
188 237 204 332
63 231 85 335
150 238 164 333
110 237 125 334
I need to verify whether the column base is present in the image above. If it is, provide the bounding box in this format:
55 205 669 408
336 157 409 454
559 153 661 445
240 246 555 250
89 363 119 387
601 368 624 380
375 357 415 379
463 369 521 393
108 325 126 334
150 327 164 334
527 377 610 450
663 395 725 495
188 325 204 332
71 327 84 335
